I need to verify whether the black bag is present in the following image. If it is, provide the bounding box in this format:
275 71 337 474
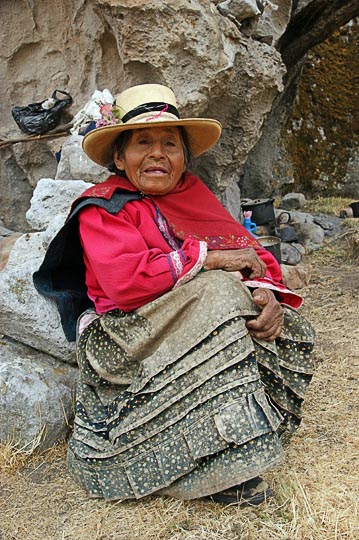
11 89 73 135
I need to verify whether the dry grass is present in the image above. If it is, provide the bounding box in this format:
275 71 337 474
0 426 49 474
341 218 359 258
302 196 355 216
1 222 359 540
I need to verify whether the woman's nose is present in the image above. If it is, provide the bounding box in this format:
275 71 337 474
149 141 165 158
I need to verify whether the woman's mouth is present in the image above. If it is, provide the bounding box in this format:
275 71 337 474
144 166 169 175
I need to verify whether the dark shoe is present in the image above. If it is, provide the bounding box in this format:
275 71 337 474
208 476 273 506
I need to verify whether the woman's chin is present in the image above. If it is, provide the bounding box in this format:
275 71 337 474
139 180 177 195
143 188 174 196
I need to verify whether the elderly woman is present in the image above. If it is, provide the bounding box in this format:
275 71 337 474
34 84 314 505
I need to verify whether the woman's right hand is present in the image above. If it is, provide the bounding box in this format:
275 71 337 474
203 248 266 279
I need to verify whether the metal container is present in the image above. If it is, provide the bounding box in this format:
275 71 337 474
349 201 359 217
258 235 281 264
241 198 275 225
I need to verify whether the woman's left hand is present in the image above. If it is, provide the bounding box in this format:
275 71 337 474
246 288 284 342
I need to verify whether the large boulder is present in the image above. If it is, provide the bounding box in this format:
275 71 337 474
26 178 92 231
0 232 76 363
0 336 77 450
0 179 95 362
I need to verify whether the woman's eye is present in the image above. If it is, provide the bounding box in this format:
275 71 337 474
138 139 149 145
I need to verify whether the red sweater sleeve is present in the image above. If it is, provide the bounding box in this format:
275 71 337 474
78 203 207 312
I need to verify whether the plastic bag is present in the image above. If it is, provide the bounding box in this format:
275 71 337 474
70 89 114 135
11 89 73 135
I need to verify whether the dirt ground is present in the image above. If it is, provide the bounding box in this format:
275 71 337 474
0 231 358 540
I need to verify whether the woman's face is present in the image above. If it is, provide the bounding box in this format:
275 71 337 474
114 126 186 195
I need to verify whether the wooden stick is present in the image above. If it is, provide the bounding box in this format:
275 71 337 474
0 123 73 149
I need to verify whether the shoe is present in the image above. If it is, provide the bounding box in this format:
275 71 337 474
208 476 273 506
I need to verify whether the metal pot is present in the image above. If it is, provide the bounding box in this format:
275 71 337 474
349 201 359 217
258 235 281 264
241 198 275 226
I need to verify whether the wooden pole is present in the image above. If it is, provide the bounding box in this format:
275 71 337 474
0 123 73 150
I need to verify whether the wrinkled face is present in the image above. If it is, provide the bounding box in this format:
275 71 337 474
114 126 186 195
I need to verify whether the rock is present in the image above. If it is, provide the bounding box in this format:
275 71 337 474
0 148 34 232
0 336 77 450
0 234 22 272
1 1 359 231
55 135 109 184
242 16 359 199
222 179 242 221
339 207 353 219
0 232 76 363
280 242 302 265
11 140 58 189
280 192 306 210
281 263 311 290
291 242 306 255
0 220 15 238
255 223 276 236
217 0 261 23
312 213 344 237
293 221 325 251
254 0 291 46
26 178 93 231
41 215 70 251
275 224 299 242
282 210 314 224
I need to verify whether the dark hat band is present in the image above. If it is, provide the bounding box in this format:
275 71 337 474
121 102 180 123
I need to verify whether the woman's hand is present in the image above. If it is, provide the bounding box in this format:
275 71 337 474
246 288 284 342
203 248 266 279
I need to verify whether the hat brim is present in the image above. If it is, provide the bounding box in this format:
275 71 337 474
82 118 222 167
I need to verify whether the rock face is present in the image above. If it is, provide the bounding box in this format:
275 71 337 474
1 1 358 228
284 19 359 196
0 0 288 228
241 16 359 198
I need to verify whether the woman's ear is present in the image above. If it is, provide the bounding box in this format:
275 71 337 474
114 152 125 171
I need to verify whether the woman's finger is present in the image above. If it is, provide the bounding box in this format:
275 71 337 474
229 249 266 277
247 257 267 278
204 248 267 277
246 312 283 341
247 288 284 341
248 324 283 342
246 313 282 334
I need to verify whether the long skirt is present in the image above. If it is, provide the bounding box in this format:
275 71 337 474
67 270 315 501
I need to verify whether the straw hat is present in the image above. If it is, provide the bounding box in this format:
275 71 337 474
82 83 222 167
